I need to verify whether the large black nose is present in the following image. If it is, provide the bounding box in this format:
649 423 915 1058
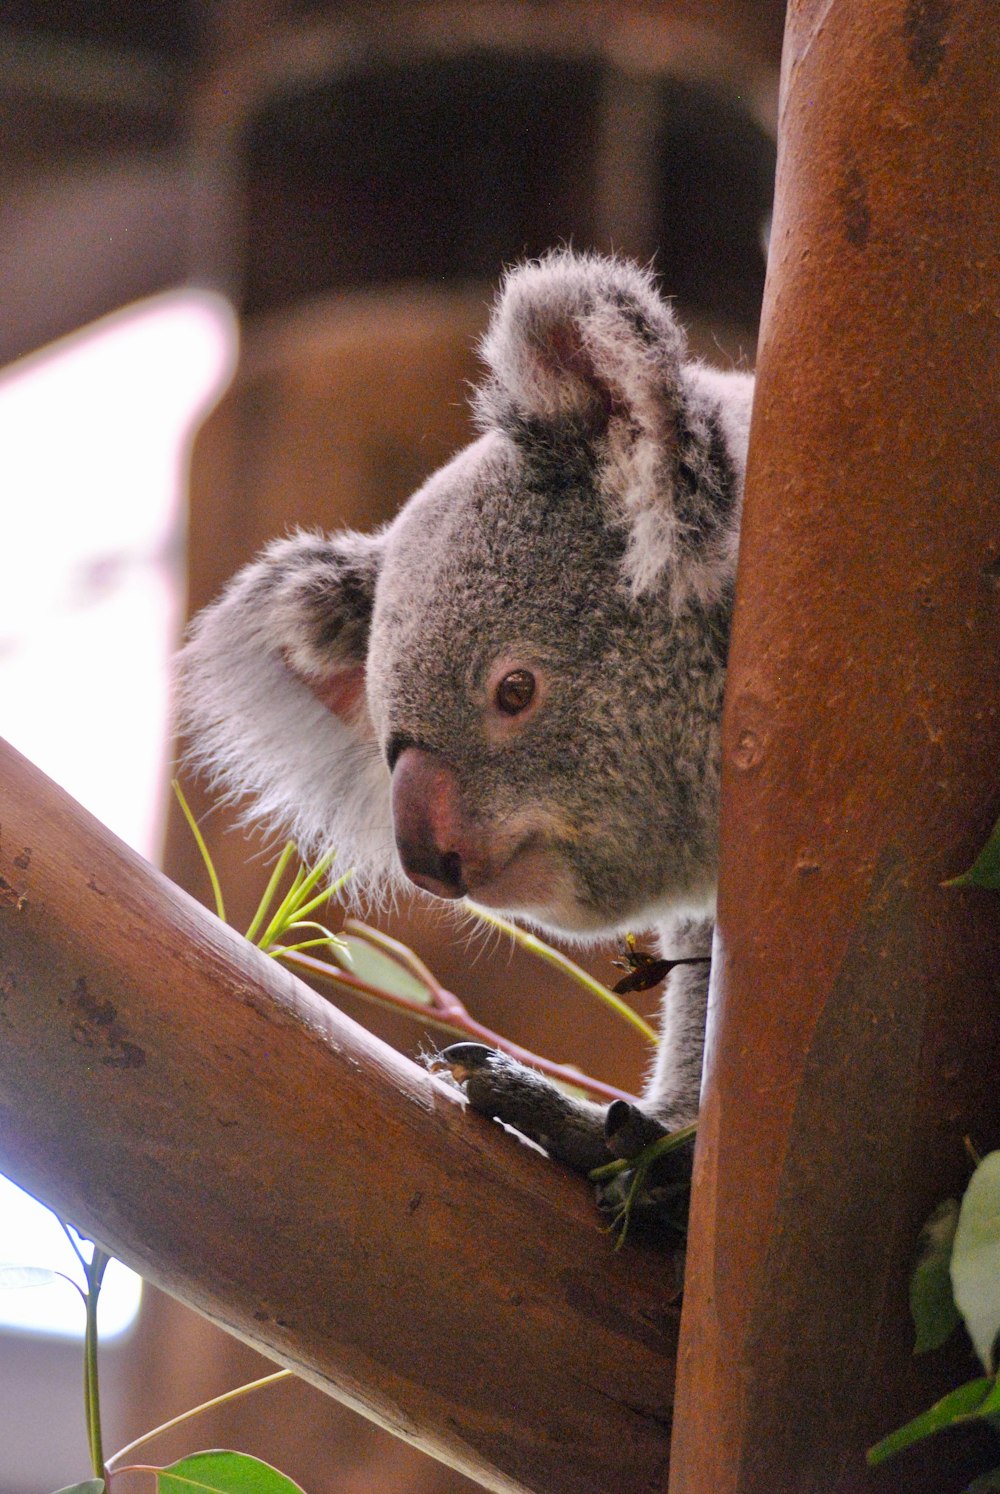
390 746 468 899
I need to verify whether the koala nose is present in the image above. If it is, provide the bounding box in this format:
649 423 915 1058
391 745 469 900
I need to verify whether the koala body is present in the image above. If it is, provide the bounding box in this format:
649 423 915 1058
180 251 753 1175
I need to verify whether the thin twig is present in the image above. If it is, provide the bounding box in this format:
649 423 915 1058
106 1369 293 1471
464 903 659 1046
283 941 638 1105
172 780 226 923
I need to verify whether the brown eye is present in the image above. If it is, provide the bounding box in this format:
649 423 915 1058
495 668 536 715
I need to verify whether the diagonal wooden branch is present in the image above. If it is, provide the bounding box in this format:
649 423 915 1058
0 736 679 1494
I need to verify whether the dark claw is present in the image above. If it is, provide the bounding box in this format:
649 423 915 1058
439 1042 494 1064
435 1042 496 1082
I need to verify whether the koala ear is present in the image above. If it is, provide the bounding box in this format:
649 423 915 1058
259 529 382 718
177 529 394 882
475 250 687 450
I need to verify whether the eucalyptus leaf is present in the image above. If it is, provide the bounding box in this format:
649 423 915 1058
952 1151 1000 1372
157 1449 305 1492
910 1197 962 1353
946 812 1000 890
975 1374 1000 1421
50 1483 104 1494
335 935 434 1004
0 1263 58 1289
866 1375 994 1465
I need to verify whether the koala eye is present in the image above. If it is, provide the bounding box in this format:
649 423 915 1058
495 668 536 716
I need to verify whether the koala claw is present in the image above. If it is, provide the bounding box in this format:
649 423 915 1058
436 1041 496 1085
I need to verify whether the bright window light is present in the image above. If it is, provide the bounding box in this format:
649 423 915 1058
0 289 238 1338
0 1178 140 1340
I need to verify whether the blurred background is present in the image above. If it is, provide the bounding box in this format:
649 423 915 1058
0 3 780 1490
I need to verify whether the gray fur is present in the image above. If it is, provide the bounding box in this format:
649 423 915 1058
178 250 753 1167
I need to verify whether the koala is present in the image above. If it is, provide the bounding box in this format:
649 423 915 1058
179 250 754 1192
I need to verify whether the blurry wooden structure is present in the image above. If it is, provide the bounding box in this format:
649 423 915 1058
0 5 777 1484
0 3 778 362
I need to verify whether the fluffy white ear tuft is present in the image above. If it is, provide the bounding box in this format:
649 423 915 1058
176 529 399 892
476 250 687 446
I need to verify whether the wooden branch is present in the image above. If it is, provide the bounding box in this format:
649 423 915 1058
0 737 678 1494
669 2 1000 1491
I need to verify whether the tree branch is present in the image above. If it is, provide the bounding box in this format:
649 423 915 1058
0 736 678 1494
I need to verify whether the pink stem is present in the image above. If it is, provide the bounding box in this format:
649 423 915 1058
280 945 638 1105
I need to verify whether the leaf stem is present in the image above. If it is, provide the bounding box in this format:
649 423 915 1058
106 1369 292 1471
257 852 337 950
82 1248 111 1481
286 879 345 926
267 936 344 957
172 780 226 923
58 1218 90 1276
284 942 639 1104
244 842 297 942
589 1122 698 1182
464 902 660 1046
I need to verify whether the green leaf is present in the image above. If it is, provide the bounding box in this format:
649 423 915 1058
976 1374 1000 1420
952 1151 1000 1372
0 1262 58 1289
50 1483 104 1494
157 1450 305 1492
946 812 1000 890
335 935 434 1004
866 1375 994 1465
910 1198 962 1352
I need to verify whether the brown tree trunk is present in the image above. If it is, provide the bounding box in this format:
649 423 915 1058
669 0 1000 1490
0 737 678 1494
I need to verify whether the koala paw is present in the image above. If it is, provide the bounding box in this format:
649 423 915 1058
434 1045 695 1242
432 1043 613 1174
592 1112 695 1243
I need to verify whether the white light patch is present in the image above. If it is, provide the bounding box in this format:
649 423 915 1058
0 289 238 1337
0 287 238 852
0 1178 141 1340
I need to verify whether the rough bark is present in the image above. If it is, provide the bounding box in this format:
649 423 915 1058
669 1 1000 1490
0 737 679 1494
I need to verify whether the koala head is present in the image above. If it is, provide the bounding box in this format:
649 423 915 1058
180 252 751 941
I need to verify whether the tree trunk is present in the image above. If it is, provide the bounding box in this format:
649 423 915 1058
0 737 678 1494
669 0 1000 1490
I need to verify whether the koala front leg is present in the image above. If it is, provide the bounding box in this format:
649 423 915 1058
640 914 714 1133
436 916 713 1182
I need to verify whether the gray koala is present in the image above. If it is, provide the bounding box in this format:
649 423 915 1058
179 250 754 1189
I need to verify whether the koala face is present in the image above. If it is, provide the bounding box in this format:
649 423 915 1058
179 252 751 942
365 433 727 936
